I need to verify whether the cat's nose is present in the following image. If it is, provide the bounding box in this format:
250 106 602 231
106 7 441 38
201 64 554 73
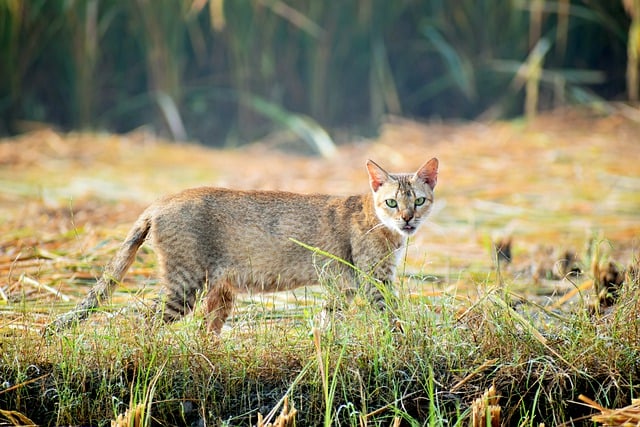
401 210 414 222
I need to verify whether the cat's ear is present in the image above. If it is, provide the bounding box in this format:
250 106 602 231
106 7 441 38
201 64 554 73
366 160 390 192
415 157 438 190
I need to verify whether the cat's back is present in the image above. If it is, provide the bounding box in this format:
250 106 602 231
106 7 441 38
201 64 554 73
147 186 359 248
151 186 338 220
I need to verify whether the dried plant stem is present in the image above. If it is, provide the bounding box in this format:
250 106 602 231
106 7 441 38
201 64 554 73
19 274 71 302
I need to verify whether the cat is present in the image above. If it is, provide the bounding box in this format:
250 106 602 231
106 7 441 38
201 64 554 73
46 158 438 334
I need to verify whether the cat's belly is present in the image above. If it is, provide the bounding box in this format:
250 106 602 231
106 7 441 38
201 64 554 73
226 270 318 293
221 260 352 294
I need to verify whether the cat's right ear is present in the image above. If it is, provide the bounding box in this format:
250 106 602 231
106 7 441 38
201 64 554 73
366 160 389 192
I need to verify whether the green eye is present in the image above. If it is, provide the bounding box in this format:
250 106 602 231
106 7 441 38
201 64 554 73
385 199 398 208
415 197 426 206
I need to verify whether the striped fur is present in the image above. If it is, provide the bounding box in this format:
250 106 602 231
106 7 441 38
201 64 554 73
46 158 438 334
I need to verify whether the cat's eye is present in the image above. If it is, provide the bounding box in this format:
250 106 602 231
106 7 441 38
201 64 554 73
385 199 398 208
414 197 426 206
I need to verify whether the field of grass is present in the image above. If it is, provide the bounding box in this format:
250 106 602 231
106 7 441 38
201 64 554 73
1 108 640 426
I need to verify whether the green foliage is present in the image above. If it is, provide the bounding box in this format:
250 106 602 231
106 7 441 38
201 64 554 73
0 1 632 143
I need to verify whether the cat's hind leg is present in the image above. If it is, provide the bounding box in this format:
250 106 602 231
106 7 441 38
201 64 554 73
151 255 205 324
204 279 236 334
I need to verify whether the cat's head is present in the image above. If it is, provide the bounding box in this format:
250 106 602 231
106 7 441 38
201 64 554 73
366 158 438 236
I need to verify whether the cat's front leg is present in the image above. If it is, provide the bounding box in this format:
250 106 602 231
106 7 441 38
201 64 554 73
363 277 405 333
358 252 401 311
362 278 396 310
313 273 356 331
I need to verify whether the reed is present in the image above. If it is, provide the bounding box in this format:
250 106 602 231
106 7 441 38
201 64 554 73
0 1 632 143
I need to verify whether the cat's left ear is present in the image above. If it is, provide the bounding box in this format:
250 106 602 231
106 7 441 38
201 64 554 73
366 160 390 192
415 157 438 190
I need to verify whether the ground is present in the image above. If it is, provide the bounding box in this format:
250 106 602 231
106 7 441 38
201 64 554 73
1 107 640 426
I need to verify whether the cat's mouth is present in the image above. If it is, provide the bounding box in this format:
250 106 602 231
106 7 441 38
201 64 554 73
401 224 416 233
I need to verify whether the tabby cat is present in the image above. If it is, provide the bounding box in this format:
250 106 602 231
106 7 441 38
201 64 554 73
46 158 438 334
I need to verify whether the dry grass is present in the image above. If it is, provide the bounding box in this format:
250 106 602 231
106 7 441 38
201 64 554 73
1 108 640 425
579 394 640 427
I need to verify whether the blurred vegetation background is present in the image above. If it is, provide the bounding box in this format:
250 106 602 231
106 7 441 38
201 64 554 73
0 0 637 147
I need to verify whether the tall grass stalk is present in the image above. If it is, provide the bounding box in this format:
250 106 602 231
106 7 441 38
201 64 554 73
240 94 337 158
112 359 165 427
312 327 347 427
626 0 640 101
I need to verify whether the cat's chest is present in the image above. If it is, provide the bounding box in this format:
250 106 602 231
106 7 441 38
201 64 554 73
354 226 405 257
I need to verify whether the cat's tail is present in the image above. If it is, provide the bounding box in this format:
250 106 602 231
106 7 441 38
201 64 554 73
44 212 152 335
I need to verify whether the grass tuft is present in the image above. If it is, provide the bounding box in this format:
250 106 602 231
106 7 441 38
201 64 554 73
2 244 640 425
